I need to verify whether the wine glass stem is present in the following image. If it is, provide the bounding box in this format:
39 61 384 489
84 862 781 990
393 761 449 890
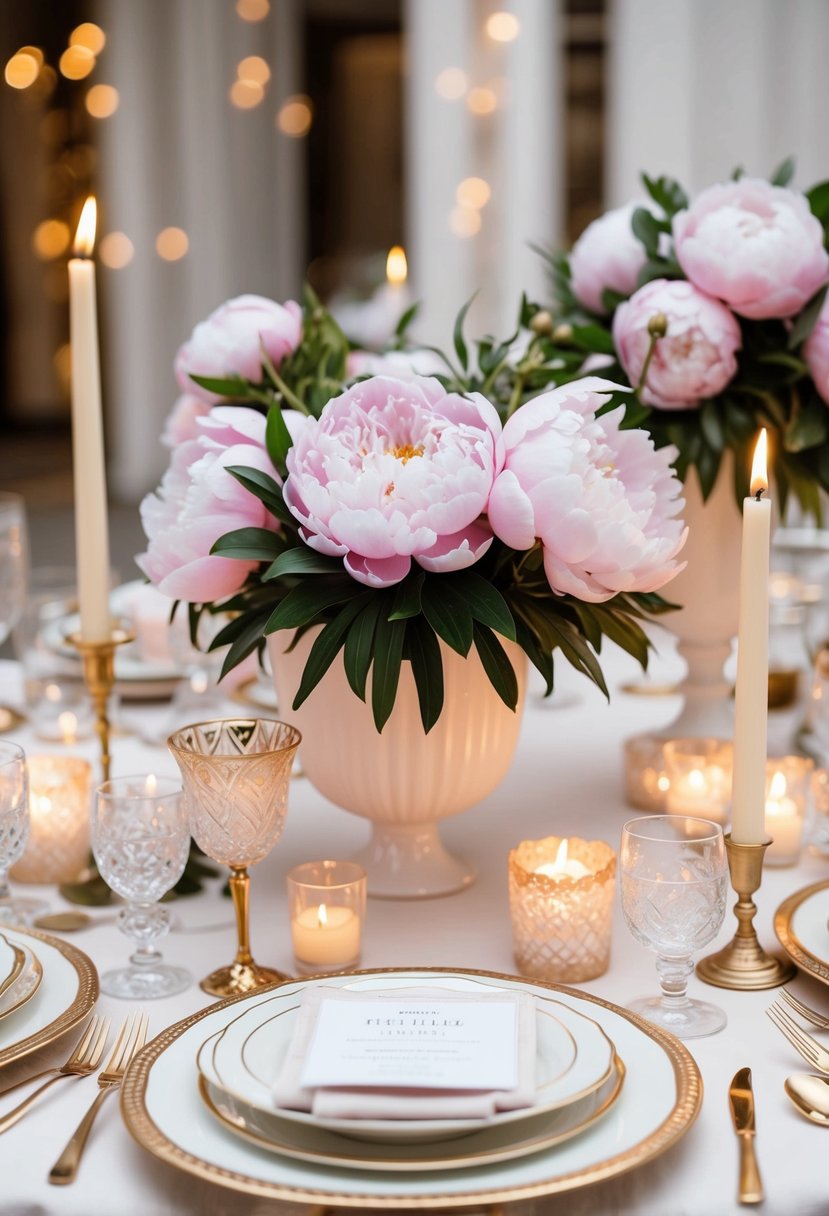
229 866 253 966
655 954 693 1009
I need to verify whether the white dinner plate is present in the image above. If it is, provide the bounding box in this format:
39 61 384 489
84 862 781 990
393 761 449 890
0 933 23 999
0 940 42 1021
775 878 829 985
0 926 98 1069
121 968 702 1208
200 976 614 1143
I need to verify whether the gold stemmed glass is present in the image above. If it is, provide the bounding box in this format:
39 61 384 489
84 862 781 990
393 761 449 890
167 718 301 996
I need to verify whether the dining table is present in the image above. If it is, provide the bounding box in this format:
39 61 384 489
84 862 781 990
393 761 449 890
0 632 827 1216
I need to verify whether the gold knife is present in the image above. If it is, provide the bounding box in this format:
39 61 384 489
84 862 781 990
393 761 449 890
729 1067 764 1205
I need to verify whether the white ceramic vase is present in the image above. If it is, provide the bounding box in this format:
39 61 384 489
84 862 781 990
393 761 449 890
269 630 528 899
661 454 742 739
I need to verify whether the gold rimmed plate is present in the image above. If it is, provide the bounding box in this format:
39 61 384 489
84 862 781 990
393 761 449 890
121 967 702 1208
0 925 98 1070
0 940 42 1022
774 878 829 986
0 933 24 1000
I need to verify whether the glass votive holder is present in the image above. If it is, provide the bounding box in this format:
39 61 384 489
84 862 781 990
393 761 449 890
287 860 366 975
11 755 92 884
810 768 829 856
623 733 670 811
508 837 616 984
662 737 733 826
764 755 813 866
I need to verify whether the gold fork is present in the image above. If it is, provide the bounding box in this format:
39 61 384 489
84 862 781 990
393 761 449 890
48 1013 149 1186
779 988 829 1030
766 1000 829 1073
0 1016 110 1134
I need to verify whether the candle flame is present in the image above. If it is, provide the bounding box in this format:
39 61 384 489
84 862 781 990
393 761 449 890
317 903 328 927
554 838 568 870
144 773 158 796
386 245 407 286
73 196 97 257
768 770 787 799
750 429 768 497
58 711 78 743
688 768 706 794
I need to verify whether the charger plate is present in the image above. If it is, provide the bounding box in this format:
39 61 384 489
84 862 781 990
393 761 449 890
199 976 614 1144
0 941 42 1021
774 878 829 985
121 967 702 1208
0 926 98 1069
0 933 24 999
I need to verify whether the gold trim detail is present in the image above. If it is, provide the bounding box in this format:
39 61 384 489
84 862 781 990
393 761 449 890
0 926 99 1070
121 966 702 1209
774 878 829 986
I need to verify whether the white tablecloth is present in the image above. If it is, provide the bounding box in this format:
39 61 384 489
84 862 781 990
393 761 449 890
0 645 826 1216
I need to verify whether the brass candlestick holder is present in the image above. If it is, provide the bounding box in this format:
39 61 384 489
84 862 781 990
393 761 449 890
67 628 133 784
697 833 795 990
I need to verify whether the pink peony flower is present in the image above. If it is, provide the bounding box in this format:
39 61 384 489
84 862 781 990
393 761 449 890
488 377 686 603
613 279 741 409
283 376 504 588
804 296 829 405
175 295 303 403
137 406 281 602
569 201 655 315
161 394 213 447
673 179 829 320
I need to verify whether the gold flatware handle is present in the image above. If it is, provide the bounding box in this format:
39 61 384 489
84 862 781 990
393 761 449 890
737 1132 764 1205
48 1086 114 1185
0 1073 74 1135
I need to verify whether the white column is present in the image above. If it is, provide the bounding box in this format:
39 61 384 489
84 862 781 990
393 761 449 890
404 0 475 348
498 0 560 333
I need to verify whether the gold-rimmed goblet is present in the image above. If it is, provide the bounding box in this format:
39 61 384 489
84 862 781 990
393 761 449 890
167 718 301 997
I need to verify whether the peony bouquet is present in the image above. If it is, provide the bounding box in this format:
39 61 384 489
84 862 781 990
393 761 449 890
138 290 687 732
541 161 829 513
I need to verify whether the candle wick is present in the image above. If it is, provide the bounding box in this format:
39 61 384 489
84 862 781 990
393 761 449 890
754 487 765 502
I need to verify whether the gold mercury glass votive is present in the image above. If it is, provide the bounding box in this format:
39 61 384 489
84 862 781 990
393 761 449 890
508 836 616 983
764 754 814 867
12 755 92 883
663 737 733 826
622 733 670 811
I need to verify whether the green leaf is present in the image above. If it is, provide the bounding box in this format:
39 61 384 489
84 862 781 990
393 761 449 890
405 616 444 732
265 403 294 473
394 302 420 338
601 287 628 312
292 596 371 709
788 283 829 349
631 207 660 257
569 324 616 354
388 568 425 620
421 581 474 656
785 392 829 451
807 180 829 225
264 578 357 632
640 173 688 217
217 611 272 680
225 465 292 525
344 598 384 700
370 610 406 732
450 572 516 640
513 615 554 695
473 624 519 711
264 547 343 579
771 156 796 187
698 400 725 452
210 527 283 560
453 296 476 372
188 373 251 399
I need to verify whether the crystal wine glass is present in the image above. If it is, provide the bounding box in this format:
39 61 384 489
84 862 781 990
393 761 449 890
0 494 30 732
0 742 50 924
92 774 191 998
167 717 301 996
620 814 728 1038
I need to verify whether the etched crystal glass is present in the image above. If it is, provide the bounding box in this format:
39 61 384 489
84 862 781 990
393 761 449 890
0 741 49 925
93 774 191 998
167 718 301 996
620 814 728 1038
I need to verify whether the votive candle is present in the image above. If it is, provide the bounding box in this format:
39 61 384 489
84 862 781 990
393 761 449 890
12 755 91 883
287 860 366 975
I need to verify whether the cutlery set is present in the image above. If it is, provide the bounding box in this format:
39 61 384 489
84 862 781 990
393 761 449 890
0 1012 148 1184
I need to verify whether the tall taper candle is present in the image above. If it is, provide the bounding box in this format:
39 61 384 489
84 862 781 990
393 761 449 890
730 430 770 844
68 197 112 642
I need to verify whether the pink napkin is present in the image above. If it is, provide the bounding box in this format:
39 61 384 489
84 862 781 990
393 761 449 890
272 985 537 1121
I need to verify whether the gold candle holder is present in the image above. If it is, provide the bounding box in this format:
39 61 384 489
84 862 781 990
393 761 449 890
696 833 795 990
67 628 133 784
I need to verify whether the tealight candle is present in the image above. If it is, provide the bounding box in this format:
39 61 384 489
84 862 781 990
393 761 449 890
764 755 813 866
508 836 616 983
663 738 733 825
287 860 366 975
12 755 91 883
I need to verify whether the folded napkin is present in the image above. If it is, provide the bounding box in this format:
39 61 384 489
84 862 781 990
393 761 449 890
272 985 536 1121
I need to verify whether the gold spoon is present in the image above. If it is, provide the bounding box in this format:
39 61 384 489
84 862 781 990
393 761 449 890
784 1073 829 1125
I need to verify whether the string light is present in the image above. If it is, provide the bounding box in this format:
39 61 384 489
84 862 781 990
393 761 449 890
485 12 520 42
85 84 119 118
156 228 189 261
238 56 270 85
434 67 467 101
59 45 95 81
277 95 313 137
456 177 491 209
100 232 134 269
5 52 39 89
70 23 106 55
449 206 482 238
230 79 264 109
32 219 70 260
466 86 497 115
236 0 269 21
